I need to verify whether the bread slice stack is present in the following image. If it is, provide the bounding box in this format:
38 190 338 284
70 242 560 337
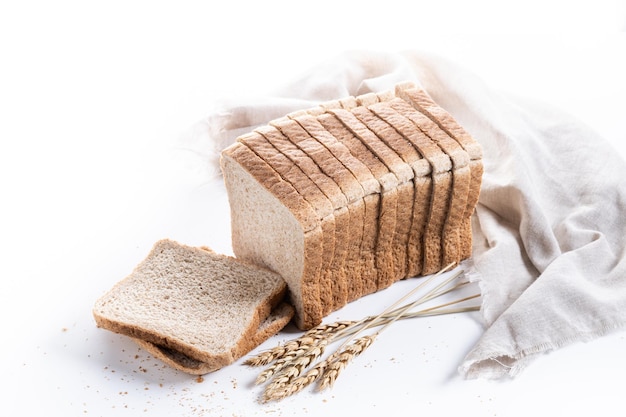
220 82 483 330
93 239 294 374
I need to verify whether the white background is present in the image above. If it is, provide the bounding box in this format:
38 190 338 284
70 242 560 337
1 1 626 416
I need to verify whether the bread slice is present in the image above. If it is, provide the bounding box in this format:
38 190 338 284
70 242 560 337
236 131 338 318
388 95 471 267
351 104 425 281
289 114 381 306
367 101 453 275
269 118 368 308
316 112 393 300
221 144 324 328
132 303 294 375
393 83 483 259
254 124 350 315
92 239 292 371
340 93 419 284
326 108 415 291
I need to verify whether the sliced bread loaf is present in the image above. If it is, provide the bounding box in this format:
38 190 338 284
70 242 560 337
219 82 483 329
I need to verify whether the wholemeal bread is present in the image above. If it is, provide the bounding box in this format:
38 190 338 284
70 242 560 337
221 144 324 329
220 83 483 329
388 95 471 267
367 101 453 275
132 302 294 375
394 83 483 259
253 124 350 316
236 130 338 318
92 239 293 371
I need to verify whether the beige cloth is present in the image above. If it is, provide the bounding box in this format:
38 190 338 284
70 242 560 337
185 50 626 379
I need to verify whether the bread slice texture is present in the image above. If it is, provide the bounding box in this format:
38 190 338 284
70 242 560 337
132 302 294 375
236 131 338 318
394 83 483 259
221 144 324 329
268 118 367 309
92 239 291 370
254 124 350 315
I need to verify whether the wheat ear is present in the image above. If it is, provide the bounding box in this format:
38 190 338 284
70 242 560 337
245 320 356 367
318 335 375 390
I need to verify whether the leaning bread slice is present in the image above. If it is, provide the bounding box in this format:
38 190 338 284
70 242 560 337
388 96 471 267
316 112 394 300
326 108 415 292
237 131 338 320
268 118 368 309
351 103 429 281
254 124 350 316
92 239 291 371
289 114 381 307
393 83 483 260
132 303 294 375
367 101 453 275
221 143 324 329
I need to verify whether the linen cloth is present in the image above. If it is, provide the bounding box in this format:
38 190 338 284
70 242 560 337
185 50 626 379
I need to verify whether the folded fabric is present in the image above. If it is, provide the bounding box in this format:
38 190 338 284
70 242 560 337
183 50 626 379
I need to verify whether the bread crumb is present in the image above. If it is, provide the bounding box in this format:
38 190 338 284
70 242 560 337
196 376 204 383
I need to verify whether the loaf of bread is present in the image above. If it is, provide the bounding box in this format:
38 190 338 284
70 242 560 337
220 82 483 330
92 239 294 373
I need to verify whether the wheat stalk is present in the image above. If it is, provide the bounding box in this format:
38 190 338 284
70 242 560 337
317 335 375 390
248 263 481 401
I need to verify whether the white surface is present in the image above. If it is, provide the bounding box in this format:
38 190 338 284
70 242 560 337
1 1 626 416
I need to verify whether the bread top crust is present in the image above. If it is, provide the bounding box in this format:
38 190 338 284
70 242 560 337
255 125 348 210
222 143 320 232
269 117 366 205
237 131 334 220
